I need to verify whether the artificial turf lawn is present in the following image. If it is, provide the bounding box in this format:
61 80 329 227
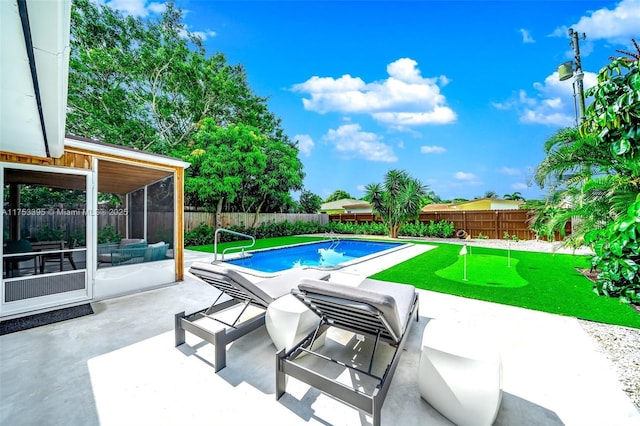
372 242 640 329
187 237 640 329
436 253 528 288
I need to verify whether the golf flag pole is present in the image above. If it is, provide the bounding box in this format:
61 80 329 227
460 244 467 281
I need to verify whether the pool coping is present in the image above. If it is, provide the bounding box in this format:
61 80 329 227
215 238 415 278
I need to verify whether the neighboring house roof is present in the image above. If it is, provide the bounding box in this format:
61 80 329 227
421 198 524 211
342 202 371 210
320 198 363 212
422 203 456 211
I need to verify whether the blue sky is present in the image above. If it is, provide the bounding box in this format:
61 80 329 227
102 0 640 202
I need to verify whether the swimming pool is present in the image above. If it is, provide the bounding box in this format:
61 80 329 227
224 239 405 273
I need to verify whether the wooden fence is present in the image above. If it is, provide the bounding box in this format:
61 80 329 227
5 210 329 238
328 210 571 241
6 208 569 242
184 211 329 232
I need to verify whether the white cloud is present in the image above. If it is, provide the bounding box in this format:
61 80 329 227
496 70 598 126
571 0 640 44
322 124 397 162
520 28 535 43
454 172 477 181
294 134 314 157
292 58 456 127
512 182 530 190
105 0 164 17
147 2 165 14
191 30 217 41
421 145 446 154
499 167 520 176
356 184 367 192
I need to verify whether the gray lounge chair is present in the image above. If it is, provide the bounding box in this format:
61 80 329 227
276 277 419 426
176 262 330 372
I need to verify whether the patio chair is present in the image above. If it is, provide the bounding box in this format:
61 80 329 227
176 262 331 372
3 239 37 278
276 277 419 426
39 239 78 273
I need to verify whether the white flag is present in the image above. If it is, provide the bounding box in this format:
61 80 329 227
459 244 467 255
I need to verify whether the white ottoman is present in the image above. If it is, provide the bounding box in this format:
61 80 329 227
418 319 502 426
265 294 325 352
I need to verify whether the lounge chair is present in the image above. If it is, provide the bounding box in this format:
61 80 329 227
176 262 331 372
276 277 419 426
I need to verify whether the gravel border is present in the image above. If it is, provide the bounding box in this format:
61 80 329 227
579 320 640 410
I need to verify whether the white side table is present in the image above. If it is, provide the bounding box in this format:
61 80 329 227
265 294 325 352
418 319 503 426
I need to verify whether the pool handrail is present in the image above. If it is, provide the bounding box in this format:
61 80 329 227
213 228 256 261
325 231 340 249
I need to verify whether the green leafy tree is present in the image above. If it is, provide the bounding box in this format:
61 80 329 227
423 190 443 205
236 136 304 224
324 190 354 203
535 41 640 301
183 121 268 227
67 0 272 155
365 169 428 238
299 190 323 213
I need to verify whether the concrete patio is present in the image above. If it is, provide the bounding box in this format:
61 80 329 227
1 246 639 426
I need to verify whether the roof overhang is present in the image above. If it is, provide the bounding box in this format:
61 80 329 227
65 136 190 194
0 0 71 159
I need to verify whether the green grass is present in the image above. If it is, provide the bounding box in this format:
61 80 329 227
188 237 640 329
373 242 640 329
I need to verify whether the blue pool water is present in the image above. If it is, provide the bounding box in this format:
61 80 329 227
225 239 403 273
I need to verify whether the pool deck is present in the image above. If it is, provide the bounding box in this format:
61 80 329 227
1 245 639 425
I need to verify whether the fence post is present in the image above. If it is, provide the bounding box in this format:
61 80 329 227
463 211 467 234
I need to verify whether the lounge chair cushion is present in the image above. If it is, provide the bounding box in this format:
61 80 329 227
189 263 330 306
357 279 416 337
297 278 416 341
119 238 145 248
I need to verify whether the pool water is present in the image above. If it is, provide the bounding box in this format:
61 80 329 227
225 239 403 273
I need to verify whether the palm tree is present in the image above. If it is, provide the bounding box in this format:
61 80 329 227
503 192 525 201
365 169 428 238
533 126 639 246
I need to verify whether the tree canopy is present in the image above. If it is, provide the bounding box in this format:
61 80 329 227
299 190 323 214
324 190 354 203
67 0 304 215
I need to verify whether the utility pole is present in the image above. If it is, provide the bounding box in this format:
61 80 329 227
569 28 586 125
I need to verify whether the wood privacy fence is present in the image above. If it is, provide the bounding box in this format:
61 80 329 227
328 210 572 241
184 211 329 232
8 210 328 237
9 209 569 242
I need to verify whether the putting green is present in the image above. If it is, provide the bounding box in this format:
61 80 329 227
436 253 529 288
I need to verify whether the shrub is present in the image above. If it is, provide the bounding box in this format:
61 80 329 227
183 219 456 247
399 220 455 238
585 197 640 304
184 222 214 246
97 225 121 244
